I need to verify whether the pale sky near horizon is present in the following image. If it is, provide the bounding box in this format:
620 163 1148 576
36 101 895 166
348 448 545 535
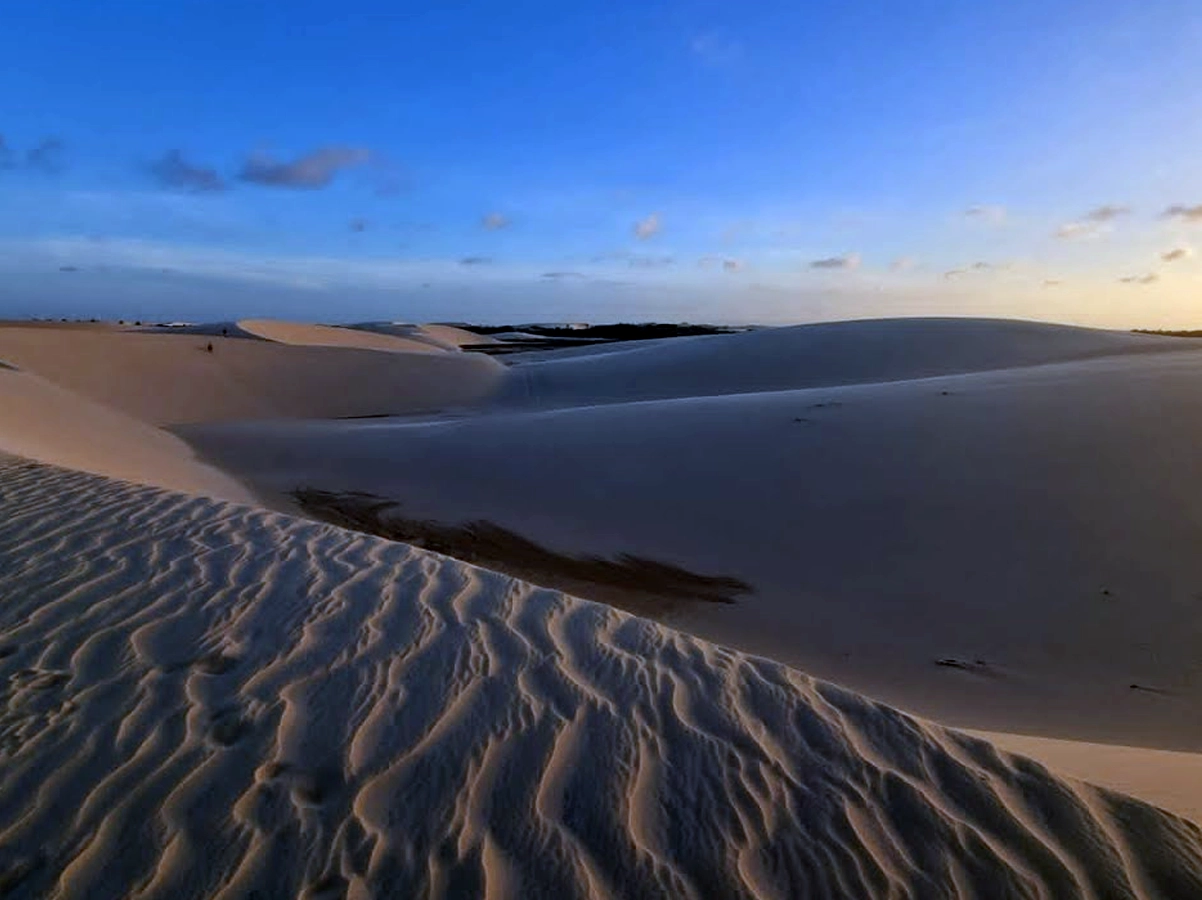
3 0 1202 327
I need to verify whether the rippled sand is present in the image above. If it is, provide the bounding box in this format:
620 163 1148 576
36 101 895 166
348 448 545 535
2 457 1200 899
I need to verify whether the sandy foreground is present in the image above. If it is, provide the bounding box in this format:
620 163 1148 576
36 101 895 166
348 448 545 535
6 316 1202 895
2 457 1201 899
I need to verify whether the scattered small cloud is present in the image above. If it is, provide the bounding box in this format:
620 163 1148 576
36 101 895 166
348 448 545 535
0 135 15 169
1119 273 1159 285
482 212 511 231
541 271 586 281
690 32 743 66
890 256 918 272
26 137 65 173
1042 279 1063 287
349 217 369 233
1055 204 1131 240
964 205 1006 225
148 150 226 193
58 265 79 273
459 256 493 266
722 258 743 272
240 145 372 189
1083 204 1130 223
1164 204 1202 223
810 253 860 271
634 212 661 240
943 269 967 279
1161 247 1194 262
970 261 993 271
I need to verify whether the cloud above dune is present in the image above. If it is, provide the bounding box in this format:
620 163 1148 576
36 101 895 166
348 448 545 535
1119 273 1159 285
148 150 226 193
1164 204 1202 223
810 253 860 271
1055 204 1131 240
964 205 1006 224
240 146 372 189
1161 247 1193 262
482 212 510 231
634 213 661 240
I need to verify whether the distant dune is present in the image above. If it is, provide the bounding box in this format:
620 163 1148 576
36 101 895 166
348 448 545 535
238 318 451 354
0 325 505 425
2 457 1200 899
494 317 1184 408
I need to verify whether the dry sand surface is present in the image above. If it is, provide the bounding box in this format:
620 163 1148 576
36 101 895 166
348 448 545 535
238 318 452 354
3 457 1201 899
179 318 1202 820
0 366 253 501
492 317 1182 407
0 324 505 425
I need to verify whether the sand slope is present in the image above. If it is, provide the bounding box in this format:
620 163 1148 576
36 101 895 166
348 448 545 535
2 458 1200 899
495 317 1191 407
183 344 1202 758
238 319 451 354
0 366 252 501
0 327 505 425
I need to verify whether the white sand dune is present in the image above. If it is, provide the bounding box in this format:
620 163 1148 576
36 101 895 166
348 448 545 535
0 326 505 425
238 319 453 354
346 322 500 350
2 457 1200 899
493 317 1189 408
182 332 1202 764
0 366 252 501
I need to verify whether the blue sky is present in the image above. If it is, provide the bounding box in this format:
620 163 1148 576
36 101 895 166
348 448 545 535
3 0 1202 326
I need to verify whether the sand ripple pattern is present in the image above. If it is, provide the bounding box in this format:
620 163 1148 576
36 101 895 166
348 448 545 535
1 458 1200 899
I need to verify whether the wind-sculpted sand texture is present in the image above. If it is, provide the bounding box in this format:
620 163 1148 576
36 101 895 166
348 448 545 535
3 458 1202 899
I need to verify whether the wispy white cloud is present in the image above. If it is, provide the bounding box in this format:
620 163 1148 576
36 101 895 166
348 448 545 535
482 212 510 231
890 256 918 272
1162 247 1194 262
1118 273 1159 285
634 212 661 240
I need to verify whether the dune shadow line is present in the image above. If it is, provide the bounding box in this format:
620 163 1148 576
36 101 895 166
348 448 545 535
292 488 752 615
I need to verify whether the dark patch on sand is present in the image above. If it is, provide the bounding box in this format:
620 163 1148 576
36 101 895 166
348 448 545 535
291 488 753 618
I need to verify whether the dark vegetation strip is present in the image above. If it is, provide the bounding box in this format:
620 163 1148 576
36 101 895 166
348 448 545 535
292 488 752 618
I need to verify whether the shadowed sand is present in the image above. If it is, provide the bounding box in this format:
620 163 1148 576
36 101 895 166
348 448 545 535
2 457 1201 899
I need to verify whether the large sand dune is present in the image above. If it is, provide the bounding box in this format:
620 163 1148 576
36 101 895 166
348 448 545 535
183 330 1202 762
2 457 1200 899
494 317 1188 408
0 326 505 425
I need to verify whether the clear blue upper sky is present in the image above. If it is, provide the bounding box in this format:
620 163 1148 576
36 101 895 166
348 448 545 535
3 0 1201 326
